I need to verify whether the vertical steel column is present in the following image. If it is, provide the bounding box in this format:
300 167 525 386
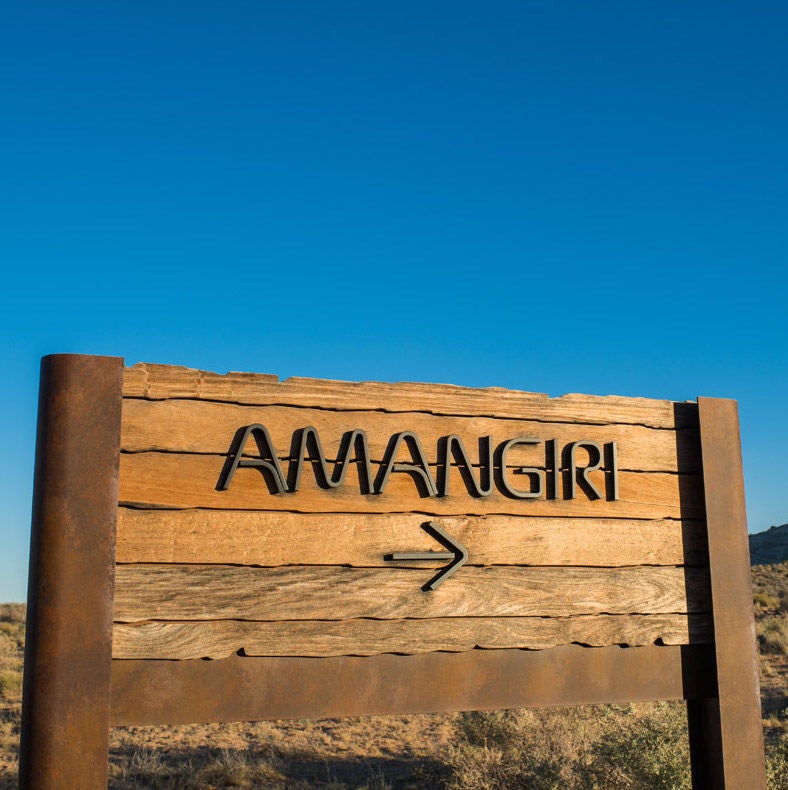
19 354 124 790
688 397 766 789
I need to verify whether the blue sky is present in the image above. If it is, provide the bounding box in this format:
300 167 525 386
1 2 786 600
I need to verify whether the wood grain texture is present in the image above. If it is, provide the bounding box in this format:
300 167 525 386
115 508 708 567
113 565 711 623
112 614 714 659
118 451 704 518
123 363 698 429
120 398 699 474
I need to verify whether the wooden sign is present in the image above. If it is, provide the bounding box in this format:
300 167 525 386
19 355 766 789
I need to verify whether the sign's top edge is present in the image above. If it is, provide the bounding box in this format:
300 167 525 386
125 360 549 397
120 361 699 414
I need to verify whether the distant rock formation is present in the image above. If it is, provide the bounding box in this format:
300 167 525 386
750 523 788 566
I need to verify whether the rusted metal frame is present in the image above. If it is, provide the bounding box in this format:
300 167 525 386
110 644 716 725
689 398 766 789
20 354 124 790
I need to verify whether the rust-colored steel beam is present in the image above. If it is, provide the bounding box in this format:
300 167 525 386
111 644 715 725
690 398 766 789
20 355 124 790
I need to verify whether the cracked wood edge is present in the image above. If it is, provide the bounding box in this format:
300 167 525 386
112 614 714 659
123 363 697 429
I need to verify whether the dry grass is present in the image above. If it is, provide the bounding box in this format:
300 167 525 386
108 715 454 788
0 606 24 693
754 562 788 745
753 561 788 612
447 704 603 787
1 566 786 788
0 604 24 790
760 616 788 655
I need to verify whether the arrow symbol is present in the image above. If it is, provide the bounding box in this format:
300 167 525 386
384 521 469 591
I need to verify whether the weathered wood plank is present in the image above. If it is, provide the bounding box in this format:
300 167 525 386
116 509 708 566
118 452 704 519
113 565 711 622
123 363 697 429
112 614 714 659
120 399 699 473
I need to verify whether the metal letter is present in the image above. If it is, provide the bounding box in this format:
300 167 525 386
289 427 374 493
375 432 438 496
567 440 603 500
217 424 287 494
288 426 335 492
330 429 374 493
549 438 561 500
497 438 544 499
437 434 493 497
605 441 619 501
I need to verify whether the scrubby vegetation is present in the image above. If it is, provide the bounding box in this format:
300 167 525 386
760 616 788 655
0 604 24 790
754 561 788 657
753 561 788 616
446 703 692 789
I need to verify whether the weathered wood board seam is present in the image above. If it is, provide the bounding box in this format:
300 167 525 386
122 365 696 429
111 613 714 659
120 394 693 431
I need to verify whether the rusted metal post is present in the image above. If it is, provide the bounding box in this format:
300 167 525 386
20 354 124 790
689 397 766 789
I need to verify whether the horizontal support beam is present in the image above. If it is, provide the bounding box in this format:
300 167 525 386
110 644 716 725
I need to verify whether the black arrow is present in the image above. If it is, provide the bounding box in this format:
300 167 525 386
384 521 469 591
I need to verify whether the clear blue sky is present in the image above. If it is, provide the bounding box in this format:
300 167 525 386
1 2 786 600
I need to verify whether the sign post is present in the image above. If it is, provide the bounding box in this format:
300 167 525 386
20 354 766 788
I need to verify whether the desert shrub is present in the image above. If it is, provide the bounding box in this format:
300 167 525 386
450 704 788 789
755 591 782 612
448 706 609 789
454 709 521 750
0 669 23 698
0 603 25 623
447 707 591 789
753 562 788 612
585 702 690 789
766 728 788 789
0 620 24 651
447 704 692 790
759 616 788 655
445 740 564 790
